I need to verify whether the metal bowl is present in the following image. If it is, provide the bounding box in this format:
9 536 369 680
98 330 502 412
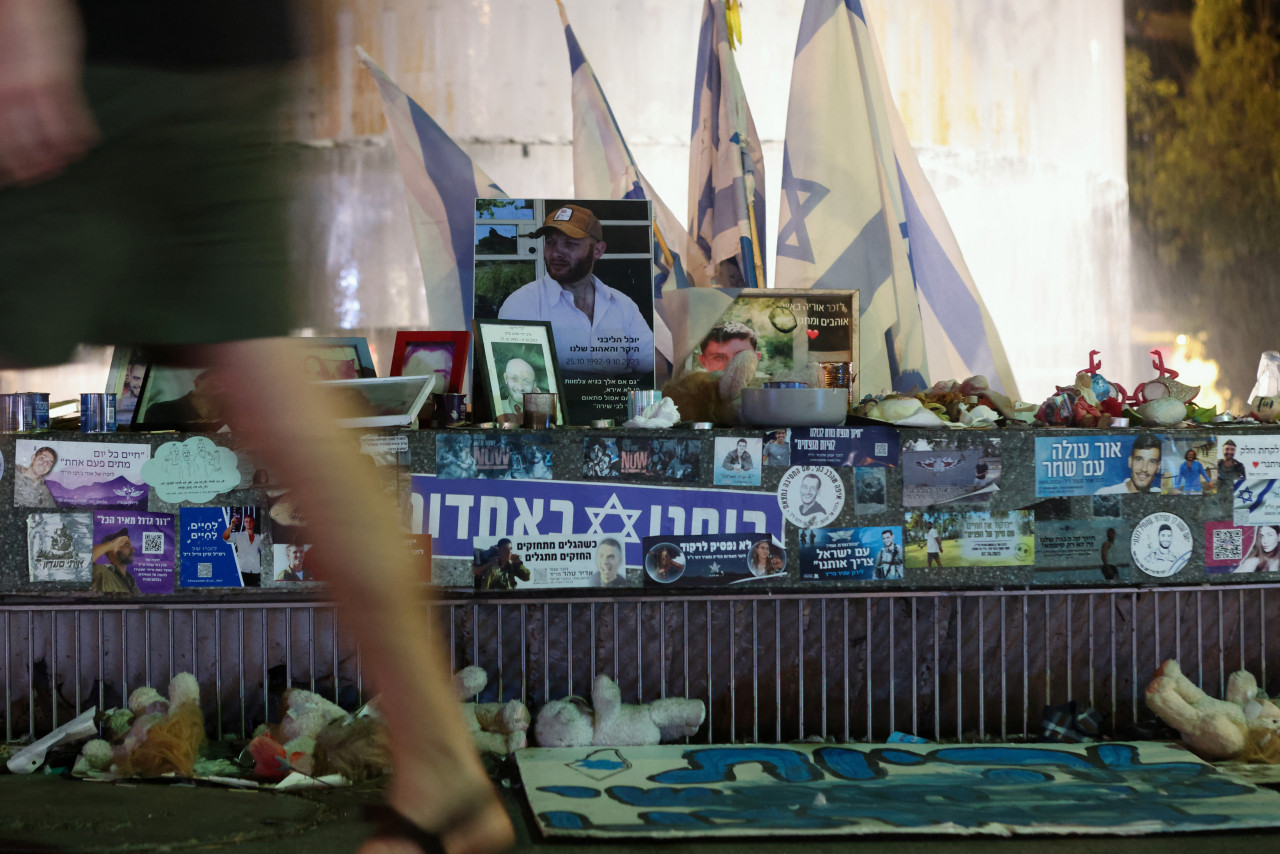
740 387 848 427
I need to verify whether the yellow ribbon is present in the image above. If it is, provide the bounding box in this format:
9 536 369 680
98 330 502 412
725 0 743 48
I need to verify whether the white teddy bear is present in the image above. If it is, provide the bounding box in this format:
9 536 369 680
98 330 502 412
534 673 705 747
454 665 530 754
1146 658 1280 762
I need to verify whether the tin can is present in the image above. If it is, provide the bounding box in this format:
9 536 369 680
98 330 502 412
21 392 49 430
0 393 34 433
441 393 467 428
80 393 118 433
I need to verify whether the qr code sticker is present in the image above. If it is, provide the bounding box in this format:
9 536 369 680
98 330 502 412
141 532 164 554
198 562 212 579
1213 527 1244 561
875 443 888 456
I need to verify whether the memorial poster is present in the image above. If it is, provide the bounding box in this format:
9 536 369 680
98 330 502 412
904 510 1035 569
1033 519 1129 584
714 437 762 487
798 526 904 582
14 439 150 509
92 511 175 595
436 433 554 480
640 533 785 588
789 426 898 468
1034 435 1158 497
472 534 611 590
472 198 657 424
902 436 1002 507
583 437 700 482
26 512 93 583
1205 522 1280 574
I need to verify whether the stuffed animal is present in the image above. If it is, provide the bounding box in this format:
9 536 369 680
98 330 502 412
661 350 760 426
534 673 705 747
1145 659 1280 762
454 665 530 754
74 672 205 777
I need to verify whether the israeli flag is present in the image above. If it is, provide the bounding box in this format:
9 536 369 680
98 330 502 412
556 0 709 361
688 0 767 288
775 1 1018 397
358 48 506 332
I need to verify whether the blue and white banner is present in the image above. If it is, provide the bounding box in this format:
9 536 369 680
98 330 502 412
359 49 506 331
1035 435 1144 498
410 475 782 567
790 425 899 467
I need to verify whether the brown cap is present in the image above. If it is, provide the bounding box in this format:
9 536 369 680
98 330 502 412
528 204 603 242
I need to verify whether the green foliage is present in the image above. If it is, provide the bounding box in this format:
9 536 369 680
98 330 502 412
1128 0 1280 405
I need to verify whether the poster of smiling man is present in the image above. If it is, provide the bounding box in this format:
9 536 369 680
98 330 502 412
473 198 656 424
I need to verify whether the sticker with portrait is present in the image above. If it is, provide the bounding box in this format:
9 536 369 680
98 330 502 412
1216 436 1280 482
798 526 904 582
853 467 888 515
585 437 700 482
473 318 566 426
472 199 657 424
789 426 898 468
13 439 150 509
472 534 611 591
902 435 1002 507
904 510 1035 569
1205 522 1280 575
1034 434 1161 497
27 512 93 583
91 511 174 594
1158 435 1217 496
106 346 147 428
640 533 785 588
714 436 762 486
178 506 264 588
777 466 845 529
435 433 554 480
1033 519 1129 584
1131 512 1192 578
272 543 316 582
761 429 791 467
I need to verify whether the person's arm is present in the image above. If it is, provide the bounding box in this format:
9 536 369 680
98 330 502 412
91 535 128 563
512 558 530 582
0 0 98 186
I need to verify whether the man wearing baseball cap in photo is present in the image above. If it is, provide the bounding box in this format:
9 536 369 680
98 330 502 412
498 204 655 377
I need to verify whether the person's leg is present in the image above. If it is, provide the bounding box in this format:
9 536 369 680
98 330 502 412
213 338 514 854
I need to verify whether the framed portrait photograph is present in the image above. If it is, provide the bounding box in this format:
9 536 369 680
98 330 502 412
388 330 469 395
322 375 437 428
132 364 226 432
106 347 149 428
473 319 566 426
296 337 376 380
471 197 657 424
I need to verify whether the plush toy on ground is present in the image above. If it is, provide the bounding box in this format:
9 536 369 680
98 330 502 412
74 672 205 777
534 673 705 747
1145 658 1280 762
454 665 530 754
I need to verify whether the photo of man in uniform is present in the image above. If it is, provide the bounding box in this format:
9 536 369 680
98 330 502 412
498 204 654 377
91 528 140 595
474 538 530 591
1095 434 1162 494
1142 523 1181 574
596 537 626 588
874 529 904 580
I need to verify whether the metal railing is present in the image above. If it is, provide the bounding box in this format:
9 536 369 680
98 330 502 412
3 585 1273 744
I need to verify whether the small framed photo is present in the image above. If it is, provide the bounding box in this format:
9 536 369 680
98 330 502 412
388 330 470 395
323 375 438 428
297 337 376 380
132 365 226 432
106 347 148 428
473 319 566 425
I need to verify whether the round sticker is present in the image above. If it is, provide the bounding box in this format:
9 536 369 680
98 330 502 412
645 542 686 583
1131 512 1192 577
777 466 845 529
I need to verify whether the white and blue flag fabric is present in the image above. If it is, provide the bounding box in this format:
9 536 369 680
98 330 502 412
775 0 1018 397
688 0 767 288
359 48 507 332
